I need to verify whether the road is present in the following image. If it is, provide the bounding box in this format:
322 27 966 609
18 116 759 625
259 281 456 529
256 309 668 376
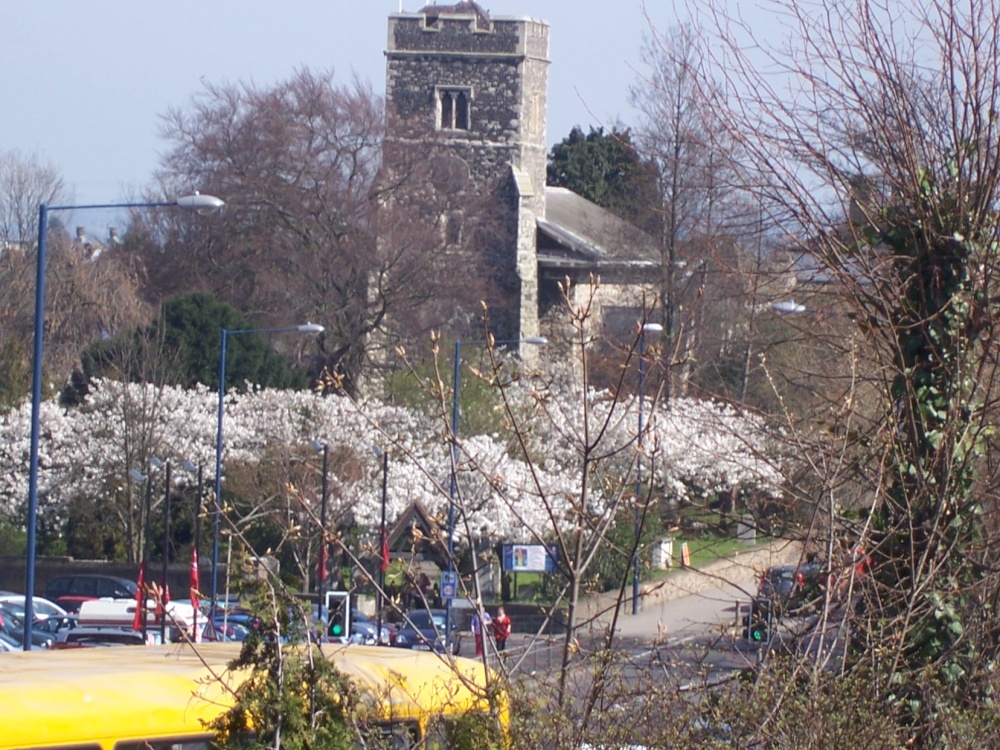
473 580 762 685
609 579 751 645
471 542 807 683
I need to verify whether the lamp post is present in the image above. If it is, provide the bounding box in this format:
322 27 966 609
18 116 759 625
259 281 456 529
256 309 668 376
309 440 329 633
633 322 663 615
446 336 546 643
211 322 324 618
128 467 153 642
23 193 224 650
180 460 203 641
373 445 389 644
149 457 172 642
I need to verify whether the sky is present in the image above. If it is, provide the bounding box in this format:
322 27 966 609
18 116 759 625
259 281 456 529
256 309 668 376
2 1 683 216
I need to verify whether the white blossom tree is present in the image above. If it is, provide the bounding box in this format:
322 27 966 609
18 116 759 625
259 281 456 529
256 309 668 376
0 371 780 565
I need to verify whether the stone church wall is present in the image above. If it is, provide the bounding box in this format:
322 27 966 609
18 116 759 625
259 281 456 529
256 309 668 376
385 10 549 346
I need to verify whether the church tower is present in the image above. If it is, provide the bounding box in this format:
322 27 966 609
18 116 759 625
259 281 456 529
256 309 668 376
384 2 549 347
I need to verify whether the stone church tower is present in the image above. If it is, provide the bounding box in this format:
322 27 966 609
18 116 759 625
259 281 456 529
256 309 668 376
384 2 549 350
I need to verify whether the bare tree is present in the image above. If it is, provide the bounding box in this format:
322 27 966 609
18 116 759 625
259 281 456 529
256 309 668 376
0 151 66 407
0 149 64 249
630 27 758 402
151 68 491 395
670 0 1000 733
0 154 151 406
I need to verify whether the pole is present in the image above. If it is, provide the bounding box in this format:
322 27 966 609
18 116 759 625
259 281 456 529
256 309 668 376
210 323 322 620
161 461 171 643
445 340 461 644
192 464 203 642
317 444 329 634
633 329 647 615
22 205 48 650
631 323 661 613
442 336 545 645
211 329 228 619
21 195 222 648
378 449 388 644
141 474 152 642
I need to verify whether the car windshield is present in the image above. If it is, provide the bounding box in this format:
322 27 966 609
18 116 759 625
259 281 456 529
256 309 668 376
0 598 63 619
0 601 25 617
406 611 444 629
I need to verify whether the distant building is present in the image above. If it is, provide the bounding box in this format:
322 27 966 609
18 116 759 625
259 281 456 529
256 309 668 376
384 2 656 353
73 225 121 262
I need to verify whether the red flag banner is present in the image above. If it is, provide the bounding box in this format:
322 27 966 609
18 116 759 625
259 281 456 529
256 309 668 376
132 562 146 632
316 543 329 584
189 549 200 643
380 527 390 573
189 549 200 605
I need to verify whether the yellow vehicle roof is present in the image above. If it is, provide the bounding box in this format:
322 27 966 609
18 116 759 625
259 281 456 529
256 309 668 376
0 643 497 749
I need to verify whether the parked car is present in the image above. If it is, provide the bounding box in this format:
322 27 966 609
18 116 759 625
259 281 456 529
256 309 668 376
53 626 148 649
0 604 55 649
43 574 138 613
349 610 396 646
757 563 822 612
209 611 260 642
392 609 460 655
0 597 76 636
0 594 67 622
32 614 78 636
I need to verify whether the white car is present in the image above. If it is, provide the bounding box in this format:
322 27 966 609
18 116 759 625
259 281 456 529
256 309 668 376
0 595 68 621
77 598 198 635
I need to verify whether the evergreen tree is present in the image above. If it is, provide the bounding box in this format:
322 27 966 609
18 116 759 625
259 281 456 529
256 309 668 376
547 126 660 234
78 292 307 393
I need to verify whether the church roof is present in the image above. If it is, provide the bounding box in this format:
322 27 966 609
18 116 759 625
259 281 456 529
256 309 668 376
538 186 658 271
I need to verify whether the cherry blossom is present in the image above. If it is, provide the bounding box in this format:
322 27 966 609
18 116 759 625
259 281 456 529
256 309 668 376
0 368 782 547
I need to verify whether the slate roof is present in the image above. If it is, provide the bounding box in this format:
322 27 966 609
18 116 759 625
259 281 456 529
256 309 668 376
538 186 658 271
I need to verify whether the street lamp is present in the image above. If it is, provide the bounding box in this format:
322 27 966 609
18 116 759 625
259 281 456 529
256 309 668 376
23 192 224 649
309 440 329 633
770 299 809 315
633 322 662 615
211 322 324 618
445 335 547 642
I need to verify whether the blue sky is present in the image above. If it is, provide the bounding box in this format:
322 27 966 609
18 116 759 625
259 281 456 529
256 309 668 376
2 1 685 211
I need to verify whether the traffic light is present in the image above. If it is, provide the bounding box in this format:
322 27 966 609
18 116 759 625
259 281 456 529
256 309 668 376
326 591 350 640
745 597 772 644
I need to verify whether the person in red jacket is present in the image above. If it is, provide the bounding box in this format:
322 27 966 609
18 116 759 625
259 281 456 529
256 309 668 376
471 609 491 657
492 606 512 652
